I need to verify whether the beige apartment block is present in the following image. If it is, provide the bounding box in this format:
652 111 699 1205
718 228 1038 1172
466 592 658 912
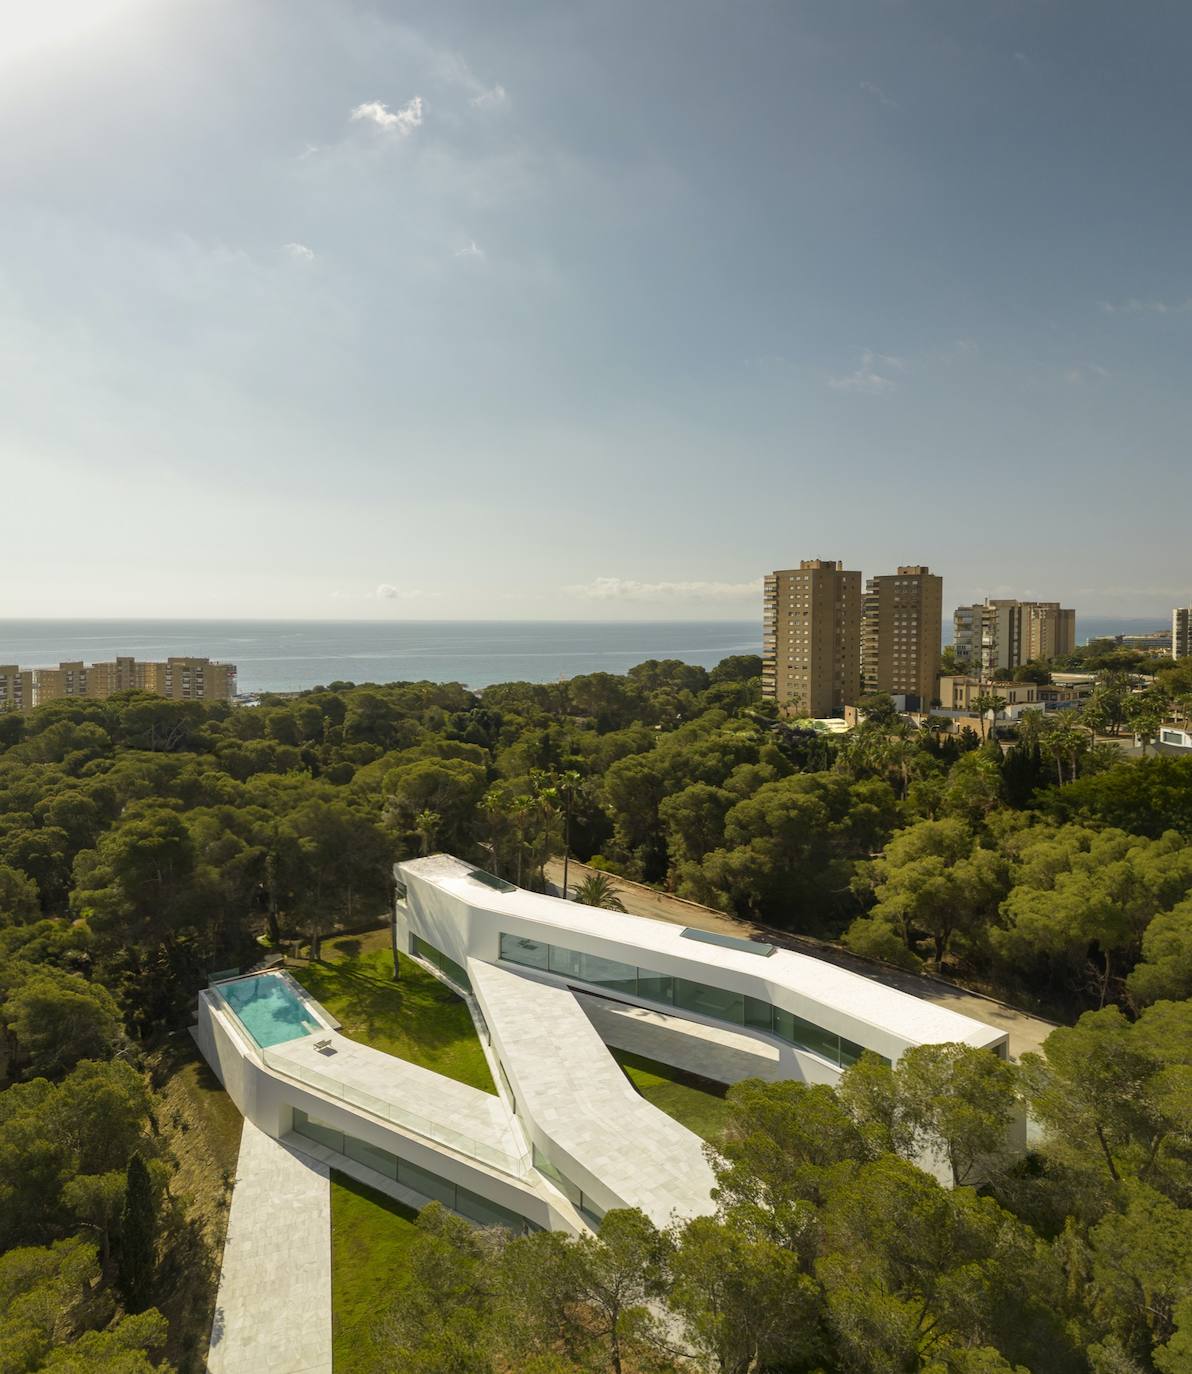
953 599 1075 672
762 560 862 717
144 657 237 701
1023 603 1076 662
32 661 90 703
937 676 1044 711
861 565 943 707
0 666 34 713
1174 607 1192 660
24 656 237 707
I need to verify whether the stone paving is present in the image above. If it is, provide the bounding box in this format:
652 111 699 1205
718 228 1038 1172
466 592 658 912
207 1119 331 1374
470 960 717 1228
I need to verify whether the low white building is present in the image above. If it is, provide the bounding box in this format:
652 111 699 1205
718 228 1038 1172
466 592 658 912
196 854 1013 1238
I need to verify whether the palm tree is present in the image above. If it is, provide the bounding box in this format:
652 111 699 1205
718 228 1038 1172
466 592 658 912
1041 716 1086 785
570 873 627 911
971 690 1007 744
413 808 441 857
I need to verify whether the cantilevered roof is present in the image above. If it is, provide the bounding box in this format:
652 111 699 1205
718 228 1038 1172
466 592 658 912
400 854 1005 1053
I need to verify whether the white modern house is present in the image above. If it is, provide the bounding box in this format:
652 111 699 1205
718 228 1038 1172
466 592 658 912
195 853 1013 1238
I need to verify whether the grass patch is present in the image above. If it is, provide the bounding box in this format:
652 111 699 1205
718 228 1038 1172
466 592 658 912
290 933 496 1094
149 1041 244 1374
331 1171 420 1373
612 1049 733 1143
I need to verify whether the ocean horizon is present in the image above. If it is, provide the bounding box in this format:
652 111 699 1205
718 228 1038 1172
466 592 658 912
0 616 1170 696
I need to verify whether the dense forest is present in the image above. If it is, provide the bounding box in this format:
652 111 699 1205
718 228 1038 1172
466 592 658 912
0 653 1190 1371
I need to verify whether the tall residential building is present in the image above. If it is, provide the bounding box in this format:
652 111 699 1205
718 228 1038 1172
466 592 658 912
0 666 33 713
953 599 1075 673
26 656 237 708
861 565 943 708
762 560 862 716
1023 603 1077 663
1174 607 1192 660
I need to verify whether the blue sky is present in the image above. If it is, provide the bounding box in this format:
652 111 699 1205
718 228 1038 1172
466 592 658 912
2 0 1189 622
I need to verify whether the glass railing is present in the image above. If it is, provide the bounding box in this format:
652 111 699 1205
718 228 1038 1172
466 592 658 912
259 1045 532 1180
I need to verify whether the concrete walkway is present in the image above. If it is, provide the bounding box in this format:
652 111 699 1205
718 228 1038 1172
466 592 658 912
208 1120 332 1374
546 858 1060 1061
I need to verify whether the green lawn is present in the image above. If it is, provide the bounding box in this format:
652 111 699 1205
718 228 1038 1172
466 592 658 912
330 1171 420 1373
289 931 496 1094
611 1049 734 1142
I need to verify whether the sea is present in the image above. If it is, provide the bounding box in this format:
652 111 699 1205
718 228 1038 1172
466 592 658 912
0 616 1168 697
0 620 763 696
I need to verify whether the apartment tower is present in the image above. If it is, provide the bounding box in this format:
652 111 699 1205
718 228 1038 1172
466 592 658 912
0 666 33 713
762 560 862 716
861 566 944 708
953 599 1075 673
1174 607 1192 660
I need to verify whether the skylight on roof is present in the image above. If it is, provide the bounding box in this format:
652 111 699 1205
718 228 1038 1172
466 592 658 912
680 927 776 957
467 867 517 893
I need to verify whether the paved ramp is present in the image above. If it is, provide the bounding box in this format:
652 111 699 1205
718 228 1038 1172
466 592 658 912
208 1120 331 1374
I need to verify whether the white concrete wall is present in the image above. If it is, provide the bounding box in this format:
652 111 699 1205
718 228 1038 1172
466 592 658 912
399 865 919 1066
195 989 571 1232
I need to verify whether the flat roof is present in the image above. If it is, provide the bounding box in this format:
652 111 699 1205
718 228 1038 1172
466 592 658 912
399 855 1006 1052
469 961 716 1225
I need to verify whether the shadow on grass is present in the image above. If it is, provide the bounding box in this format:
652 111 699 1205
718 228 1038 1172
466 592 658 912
300 960 473 1056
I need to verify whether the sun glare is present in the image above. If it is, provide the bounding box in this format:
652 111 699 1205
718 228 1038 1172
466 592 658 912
0 0 147 67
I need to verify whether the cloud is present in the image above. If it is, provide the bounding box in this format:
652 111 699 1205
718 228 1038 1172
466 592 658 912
828 349 904 394
566 577 763 603
470 83 509 110
1099 297 1192 315
860 81 898 109
453 240 485 259
350 96 424 136
283 242 315 262
375 584 434 600
1064 362 1110 385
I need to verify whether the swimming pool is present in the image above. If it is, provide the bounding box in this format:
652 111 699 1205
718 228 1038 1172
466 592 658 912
219 974 322 1048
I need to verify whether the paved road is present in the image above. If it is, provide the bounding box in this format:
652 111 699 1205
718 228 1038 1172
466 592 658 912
545 858 1059 1061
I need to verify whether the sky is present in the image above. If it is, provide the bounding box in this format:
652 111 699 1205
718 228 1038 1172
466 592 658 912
2 0 1190 622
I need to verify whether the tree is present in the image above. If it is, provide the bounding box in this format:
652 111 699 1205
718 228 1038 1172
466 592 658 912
413 808 442 856
1040 715 1088 785
1127 897 1192 1006
568 1209 671 1374
972 691 1008 743
1087 1183 1192 1365
819 1155 1073 1374
4 968 123 1078
1021 1006 1178 1198
117 1152 156 1313
0 863 40 924
846 819 1008 970
668 1215 823 1374
570 873 626 911
895 1042 1020 1186
63 1169 125 1265
839 1044 1019 1187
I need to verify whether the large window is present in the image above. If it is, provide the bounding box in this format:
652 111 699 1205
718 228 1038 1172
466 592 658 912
675 978 744 1025
498 931 889 1069
499 933 549 971
413 935 472 992
292 1109 538 1233
533 1146 605 1229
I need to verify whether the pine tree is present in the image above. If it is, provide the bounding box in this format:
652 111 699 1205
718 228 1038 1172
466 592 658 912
117 1151 156 1312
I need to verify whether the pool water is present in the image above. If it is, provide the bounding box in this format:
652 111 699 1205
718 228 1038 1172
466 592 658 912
220 974 322 1048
